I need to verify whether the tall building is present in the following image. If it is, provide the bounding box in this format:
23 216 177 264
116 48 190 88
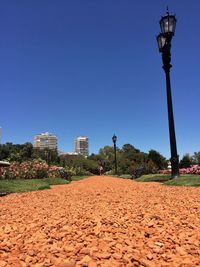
34 132 57 150
75 136 89 157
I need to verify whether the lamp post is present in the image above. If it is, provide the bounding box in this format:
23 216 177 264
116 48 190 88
45 149 49 165
156 9 179 178
112 134 117 175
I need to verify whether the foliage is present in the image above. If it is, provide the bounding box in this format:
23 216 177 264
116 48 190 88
0 142 33 162
2 141 199 178
148 150 168 170
33 148 59 165
192 152 200 165
180 153 193 168
0 142 60 165
159 165 200 175
60 155 98 175
0 160 72 180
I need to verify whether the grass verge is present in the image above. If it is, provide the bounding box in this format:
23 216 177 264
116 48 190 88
71 176 89 181
136 174 200 186
136 174 171 182
117 174 133 179
0 176 90 195
165 175 200 186
0 178 70 195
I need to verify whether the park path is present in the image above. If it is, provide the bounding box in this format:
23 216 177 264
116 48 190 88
0 176 200 267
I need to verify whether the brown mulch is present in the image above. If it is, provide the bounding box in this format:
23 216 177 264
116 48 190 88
0 176 200 267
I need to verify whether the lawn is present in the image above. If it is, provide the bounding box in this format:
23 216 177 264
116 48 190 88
165 175 200 186
71 176 89 181
0 176 89 195
137 174 171 182
0 178 70 195
137 174 200 186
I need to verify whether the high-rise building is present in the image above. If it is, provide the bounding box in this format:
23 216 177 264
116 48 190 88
34 132 57 150
75 136 89 157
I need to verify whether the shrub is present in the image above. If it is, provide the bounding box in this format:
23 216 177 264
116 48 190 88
159 165 200 175
0 160 67 180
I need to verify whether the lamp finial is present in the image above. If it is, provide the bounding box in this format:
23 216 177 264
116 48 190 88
166 6 169 15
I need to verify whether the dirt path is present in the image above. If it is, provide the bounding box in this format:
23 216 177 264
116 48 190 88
0 176 200 267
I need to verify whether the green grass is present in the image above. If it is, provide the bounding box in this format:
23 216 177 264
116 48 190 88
0 177 70 195
165 175 200 186
71 175 89 181
0 176 88 195
0 176 91 195
136 174 200 186
136 174 171 182
44 177 70 185
118 174 133 179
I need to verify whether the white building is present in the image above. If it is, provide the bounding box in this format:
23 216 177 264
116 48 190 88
75 136 89 157
34 132 57 150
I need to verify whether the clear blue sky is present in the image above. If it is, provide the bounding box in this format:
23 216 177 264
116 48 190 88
0 0 199 159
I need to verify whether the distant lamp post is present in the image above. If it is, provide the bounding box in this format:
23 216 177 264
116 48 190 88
156 8 179 179
112 134 117 175
45 149 50 165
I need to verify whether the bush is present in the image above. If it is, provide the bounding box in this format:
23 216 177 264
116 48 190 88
159 165 200 175
0 160 72 180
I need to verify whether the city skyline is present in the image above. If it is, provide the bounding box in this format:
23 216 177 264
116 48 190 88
0 1 200 159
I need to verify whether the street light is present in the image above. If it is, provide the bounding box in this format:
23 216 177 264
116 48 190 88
112 134 117 175
156 9 179 179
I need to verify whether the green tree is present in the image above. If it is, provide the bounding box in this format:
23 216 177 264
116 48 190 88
33 148 59 165
148 150 167 170
180 154 193 168
0 143 11 160
98 146 116 171
0 142 34 162
122 144 140 160
19 143 34 160
192 152 200 165
59 154 98 175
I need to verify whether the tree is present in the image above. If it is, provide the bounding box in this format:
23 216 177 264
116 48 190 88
0 143 11 160
98 146 116 171
33 148 59 165
122 144 140 160
59 154 98 175
0 142 34 162
180 154 193 168
193 152 200 165
148 150 168 170
19 143 33 160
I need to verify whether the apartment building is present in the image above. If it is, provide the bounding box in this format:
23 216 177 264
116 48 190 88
34 132 57 150
75 136 89 157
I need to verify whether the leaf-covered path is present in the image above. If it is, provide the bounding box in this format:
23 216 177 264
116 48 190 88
0 176 200 267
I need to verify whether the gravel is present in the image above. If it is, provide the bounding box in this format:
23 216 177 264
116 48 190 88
0 176 200 267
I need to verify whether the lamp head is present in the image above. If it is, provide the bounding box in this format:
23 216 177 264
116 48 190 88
112 134 117 143
159 9 177 36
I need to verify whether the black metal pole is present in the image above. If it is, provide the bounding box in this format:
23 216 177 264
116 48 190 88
162 41 179 178
114 142 117 175
112 134 117 175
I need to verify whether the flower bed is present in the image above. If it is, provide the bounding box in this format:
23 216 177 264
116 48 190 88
159 165 200 175
0 160 65 180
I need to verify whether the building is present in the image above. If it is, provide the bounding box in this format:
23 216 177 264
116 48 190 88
75 136 89 157
34 132 57 150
